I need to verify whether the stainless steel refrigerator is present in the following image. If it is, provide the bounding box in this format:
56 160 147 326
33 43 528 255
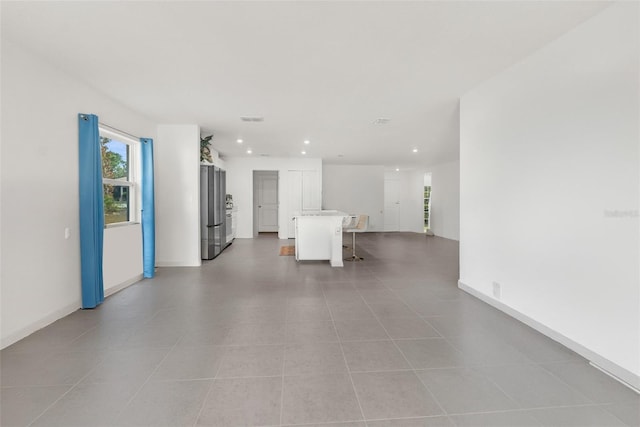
201 165 226 260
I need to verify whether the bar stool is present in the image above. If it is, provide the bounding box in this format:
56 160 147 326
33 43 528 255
343 214 368 261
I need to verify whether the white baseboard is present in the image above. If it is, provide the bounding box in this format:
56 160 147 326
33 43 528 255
104 274 143 297
1 300 80 350
155 261 202 267
1 275 144 350
458 280 640 393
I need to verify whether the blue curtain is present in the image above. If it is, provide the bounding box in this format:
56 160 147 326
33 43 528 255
78 114 105 308
140 138 155 278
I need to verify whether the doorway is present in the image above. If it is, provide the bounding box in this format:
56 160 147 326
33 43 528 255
424 172 432 233
253 171 279 237
384 177 400 231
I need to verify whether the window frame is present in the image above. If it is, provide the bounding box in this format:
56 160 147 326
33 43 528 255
99 126 140 227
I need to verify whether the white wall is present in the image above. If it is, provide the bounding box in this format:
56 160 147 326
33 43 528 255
155 125 201 266
1 39 156 348
460 2 639 387
225 157 322 239
103 225 143 295
323 165 384 231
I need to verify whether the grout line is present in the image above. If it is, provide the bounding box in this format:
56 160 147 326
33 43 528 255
192 338 229 427
25 362 98 427
321 283 369 427
279 339 287 426
358 286 449 419
108 338 184 425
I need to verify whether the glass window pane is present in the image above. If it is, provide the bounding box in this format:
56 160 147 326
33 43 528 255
104 184 130 224
100 137 129 180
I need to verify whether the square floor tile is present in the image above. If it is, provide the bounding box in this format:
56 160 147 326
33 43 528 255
541 361 640 405
1 351 102 387
395 339 465 369
175 325 230 347
368 301 419 318
197 376 282 426
367 417 454 426
502 327 584 363
334 319 389 341
481 363 591 408
117 379 211 426
282 374 362 425
450 410 542 426
358 289 402 303
285 321 339 343
604 401 640 426
223 322 286 345
82 347 170 385
446 332 532 366
31 382 139 427
379 317 441 339
342 340 411 372
529 405 627 426
151 345 225 381
119 323 184 349
0 385 70 427
351 371 443 419
283 423 365 427
328 301 377 320
216 344 284 378
1 353 50 387
417 367 517 414
423 316 488 337
286 301 332 322
284 342 348 376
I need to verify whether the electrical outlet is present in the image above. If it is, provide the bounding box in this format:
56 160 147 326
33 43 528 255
492 281 501 300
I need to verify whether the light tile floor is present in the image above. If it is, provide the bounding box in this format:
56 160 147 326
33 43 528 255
1 233 638 426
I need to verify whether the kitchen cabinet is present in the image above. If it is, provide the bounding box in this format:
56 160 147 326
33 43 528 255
294 210 348 267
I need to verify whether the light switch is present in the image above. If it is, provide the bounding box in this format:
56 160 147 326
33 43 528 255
64 227 70 239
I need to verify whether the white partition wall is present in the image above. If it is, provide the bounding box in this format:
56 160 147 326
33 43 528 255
155 125 202 266
460 2 639 387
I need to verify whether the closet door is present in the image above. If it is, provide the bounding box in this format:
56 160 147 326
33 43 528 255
302 170 321 210
288 170 303 238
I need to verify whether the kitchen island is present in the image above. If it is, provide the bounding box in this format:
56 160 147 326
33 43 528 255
293 210 349 267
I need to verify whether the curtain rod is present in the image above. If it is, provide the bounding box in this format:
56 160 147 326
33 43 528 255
99 122 140 142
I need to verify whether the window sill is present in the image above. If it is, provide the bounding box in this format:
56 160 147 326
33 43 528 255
105 222 140 229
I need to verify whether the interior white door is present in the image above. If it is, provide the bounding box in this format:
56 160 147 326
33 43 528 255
384 178 400 231
258 173 279 232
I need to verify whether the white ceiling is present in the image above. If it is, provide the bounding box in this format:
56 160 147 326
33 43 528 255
2 1 609 168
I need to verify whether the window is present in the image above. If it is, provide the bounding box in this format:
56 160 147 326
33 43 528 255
100 127 138 225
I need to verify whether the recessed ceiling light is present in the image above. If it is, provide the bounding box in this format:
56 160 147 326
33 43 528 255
236 139 243 144
304 140 310 145
246 149 252 154
412 148 418 153
301 150 306 155
395 168 400 172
